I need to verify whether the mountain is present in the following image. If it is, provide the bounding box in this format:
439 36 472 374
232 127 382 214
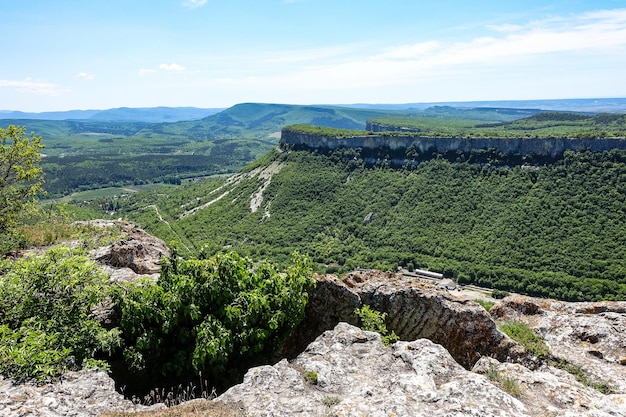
345 97 626 113
0 106 223 123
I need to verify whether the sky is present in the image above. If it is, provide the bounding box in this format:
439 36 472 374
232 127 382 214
2 0 626 112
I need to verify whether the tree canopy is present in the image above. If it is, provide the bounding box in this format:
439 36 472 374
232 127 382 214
0 125 45 233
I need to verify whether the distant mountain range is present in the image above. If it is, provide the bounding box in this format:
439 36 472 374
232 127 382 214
340 98 626 113
0 107 224 123
1 98 625 124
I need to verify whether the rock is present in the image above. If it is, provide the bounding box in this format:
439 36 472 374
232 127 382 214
473 357 626 416
88 222 170 280
491 294 626 393
281 270 526 368
218 322 531 417
0 370 161 417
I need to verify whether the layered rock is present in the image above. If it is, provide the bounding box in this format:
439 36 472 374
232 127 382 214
283 270 525 368
280 127 626 158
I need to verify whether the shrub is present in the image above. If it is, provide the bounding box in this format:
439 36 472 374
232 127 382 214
0 246 121 381
354 305 399 347
115 251 314 388
303 370 318 385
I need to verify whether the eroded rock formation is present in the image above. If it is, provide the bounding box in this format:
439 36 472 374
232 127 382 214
219 322 626 416
491 294 626 394
283 270 525 368
86 220 170 282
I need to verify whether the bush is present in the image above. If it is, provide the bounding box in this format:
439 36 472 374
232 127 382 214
115 251 314 387
0 246 121 381
354 305 399 347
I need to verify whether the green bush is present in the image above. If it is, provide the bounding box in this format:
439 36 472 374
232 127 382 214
115 251 314 387
0 246 121 381
354 305 399 347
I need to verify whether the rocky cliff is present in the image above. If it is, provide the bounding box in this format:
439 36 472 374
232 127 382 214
2 228 626 416
280 127 626 157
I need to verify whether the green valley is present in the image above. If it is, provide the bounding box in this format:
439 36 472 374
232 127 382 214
94 142 626 302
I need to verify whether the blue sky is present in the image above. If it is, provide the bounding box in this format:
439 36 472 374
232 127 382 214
2 0 626 111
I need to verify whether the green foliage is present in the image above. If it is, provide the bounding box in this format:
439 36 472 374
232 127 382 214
354 305 398 347
498 321 549 359
284 124 366 137
303 370 318 385
483 363 522 397
0 125 45 234
112 148 626 301
551 357 614 394
369 112 626 138
491 289 510 299
115 251 314 387
0 246 121 381
474 299 495 312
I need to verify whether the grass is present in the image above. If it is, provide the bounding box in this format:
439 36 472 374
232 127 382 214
99 400 246 417
484 364 522 397
303 370 318 385
321 396 341 406
551 357 615 394
498 321 550 359
474 299 495 312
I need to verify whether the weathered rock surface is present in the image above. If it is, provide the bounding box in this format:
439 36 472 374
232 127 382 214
0 370 159 417
220 322 626 416
491 294 626 394
85 220 170 282
282 270 525 368
473 357 626 417
219 322 530 417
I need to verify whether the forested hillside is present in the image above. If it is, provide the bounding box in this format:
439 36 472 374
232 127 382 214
100 146 626 302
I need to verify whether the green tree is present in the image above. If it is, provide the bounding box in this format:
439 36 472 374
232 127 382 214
0 125 45 233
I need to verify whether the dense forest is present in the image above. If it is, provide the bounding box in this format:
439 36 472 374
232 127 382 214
93 146 626 302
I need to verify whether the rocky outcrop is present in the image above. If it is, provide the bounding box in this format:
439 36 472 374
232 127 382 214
219 322 626 416
282 270 525 368
85 220 170 282
280 127 626 157
0 370 160 417
219 322 531 417
491 294 626 393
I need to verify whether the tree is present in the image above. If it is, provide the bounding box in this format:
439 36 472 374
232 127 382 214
0 125 45 233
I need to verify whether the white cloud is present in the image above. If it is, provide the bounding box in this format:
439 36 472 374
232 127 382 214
0 78 61 95
182 0 207 9
160 63 186 71
196 8 626 101
78 72 95 80
138 68 157 76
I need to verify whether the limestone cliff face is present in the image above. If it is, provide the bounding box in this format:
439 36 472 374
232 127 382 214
280 127 626 157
